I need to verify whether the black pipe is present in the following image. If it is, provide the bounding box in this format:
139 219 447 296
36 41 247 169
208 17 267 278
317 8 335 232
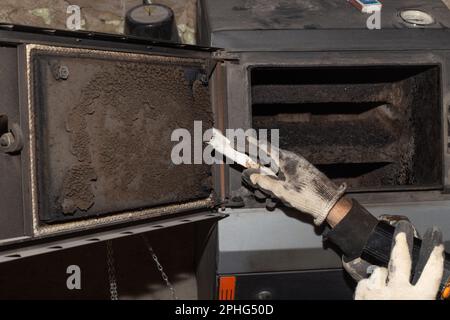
125 4 180 43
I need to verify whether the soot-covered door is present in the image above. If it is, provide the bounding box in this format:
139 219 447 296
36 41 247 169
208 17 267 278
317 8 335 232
22 44 215 229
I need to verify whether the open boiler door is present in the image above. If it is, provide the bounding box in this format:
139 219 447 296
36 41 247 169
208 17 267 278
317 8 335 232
0 24 226 260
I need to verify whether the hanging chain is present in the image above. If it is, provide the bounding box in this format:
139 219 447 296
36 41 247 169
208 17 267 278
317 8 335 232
106 240 119 300
141 234 178 300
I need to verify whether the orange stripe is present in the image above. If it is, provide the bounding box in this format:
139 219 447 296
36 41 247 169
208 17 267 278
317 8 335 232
442 283 450 300
218 276 236 300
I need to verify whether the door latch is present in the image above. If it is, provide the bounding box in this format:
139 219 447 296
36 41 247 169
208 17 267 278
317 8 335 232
0 114 23 154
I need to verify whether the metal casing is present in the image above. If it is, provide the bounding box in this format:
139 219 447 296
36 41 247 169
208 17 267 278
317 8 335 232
0 25 223 254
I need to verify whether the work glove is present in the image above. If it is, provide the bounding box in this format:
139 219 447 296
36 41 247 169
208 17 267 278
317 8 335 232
343 215 419 281
354 220 445 300
242 138 346 225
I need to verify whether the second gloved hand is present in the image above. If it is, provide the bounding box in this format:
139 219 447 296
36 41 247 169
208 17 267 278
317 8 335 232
354 221 445 300
242 140 346 225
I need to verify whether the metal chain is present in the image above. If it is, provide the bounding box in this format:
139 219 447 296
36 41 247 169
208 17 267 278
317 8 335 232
141 235 178 300
106 240 119 300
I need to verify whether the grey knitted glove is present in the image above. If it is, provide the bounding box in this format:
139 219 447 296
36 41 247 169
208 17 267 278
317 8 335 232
242 142 346 225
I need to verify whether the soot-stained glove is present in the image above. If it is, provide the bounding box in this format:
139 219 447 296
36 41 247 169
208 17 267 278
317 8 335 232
242 139 346 226
354 220 445 300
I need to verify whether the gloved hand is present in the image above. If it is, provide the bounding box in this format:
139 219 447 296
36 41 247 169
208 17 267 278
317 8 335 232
343 215 420 281
242 139 346 225
354 220 445 300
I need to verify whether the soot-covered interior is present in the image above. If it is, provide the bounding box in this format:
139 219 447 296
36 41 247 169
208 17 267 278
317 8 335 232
251 66 442 191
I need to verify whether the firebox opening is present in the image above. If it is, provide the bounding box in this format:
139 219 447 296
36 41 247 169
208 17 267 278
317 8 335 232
251 65 442 191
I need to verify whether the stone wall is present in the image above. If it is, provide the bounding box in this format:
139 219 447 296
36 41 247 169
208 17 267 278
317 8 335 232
0 0 197 43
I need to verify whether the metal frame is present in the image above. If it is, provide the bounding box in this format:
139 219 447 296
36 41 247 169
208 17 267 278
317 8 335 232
0 211 227 264
225 50 450 203
0 23 217 55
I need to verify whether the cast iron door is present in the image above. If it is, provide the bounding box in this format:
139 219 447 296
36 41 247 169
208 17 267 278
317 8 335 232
0 25 220 242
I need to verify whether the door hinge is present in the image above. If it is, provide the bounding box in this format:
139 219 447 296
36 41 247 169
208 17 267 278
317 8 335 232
0 114 23 154
212 50 240 62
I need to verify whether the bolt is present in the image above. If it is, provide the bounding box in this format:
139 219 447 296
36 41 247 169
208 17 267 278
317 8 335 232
0 132 14 148
57 65 69 80
197 73 208 85
257 290 272 300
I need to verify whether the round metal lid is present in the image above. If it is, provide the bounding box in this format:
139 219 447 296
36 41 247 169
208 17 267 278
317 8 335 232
130 4 171 24
399 10 435 26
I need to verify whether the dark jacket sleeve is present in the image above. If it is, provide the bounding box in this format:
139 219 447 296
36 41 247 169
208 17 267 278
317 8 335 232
323 199 379 260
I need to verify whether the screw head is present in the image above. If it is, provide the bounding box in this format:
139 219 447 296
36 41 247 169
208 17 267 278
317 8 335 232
200 74 208 84
257 290 272 300
58 65 69 80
